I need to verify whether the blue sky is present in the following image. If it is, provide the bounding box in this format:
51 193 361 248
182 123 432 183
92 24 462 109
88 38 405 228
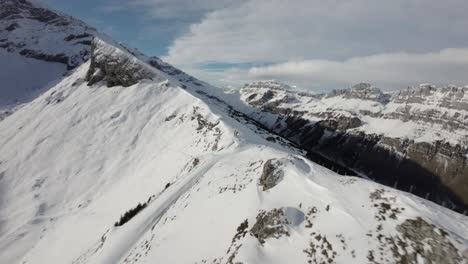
41 0 186 56
41 0 468 90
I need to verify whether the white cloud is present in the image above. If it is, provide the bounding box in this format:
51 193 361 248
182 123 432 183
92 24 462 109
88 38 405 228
182 66 250 88
246 48 468 90
179 48 468 91
166 0 468 65
160 0 468 89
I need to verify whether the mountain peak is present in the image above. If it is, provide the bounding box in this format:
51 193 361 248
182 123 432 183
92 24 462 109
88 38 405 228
327 82 389 103
86 38 156 87
352 82 373 90
84 37 208 89
243 80 294 91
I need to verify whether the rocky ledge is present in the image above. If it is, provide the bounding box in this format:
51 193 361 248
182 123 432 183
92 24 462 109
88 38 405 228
86 39 156 87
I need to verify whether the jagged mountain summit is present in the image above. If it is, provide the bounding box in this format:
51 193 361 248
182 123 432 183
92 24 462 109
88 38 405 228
1 1 468 264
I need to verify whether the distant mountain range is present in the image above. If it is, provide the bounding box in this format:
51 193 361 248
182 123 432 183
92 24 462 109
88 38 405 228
238 80 468 213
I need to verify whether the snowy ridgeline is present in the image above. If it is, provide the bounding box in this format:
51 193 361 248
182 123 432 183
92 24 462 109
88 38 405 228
0 37 467 264
239 81 468 146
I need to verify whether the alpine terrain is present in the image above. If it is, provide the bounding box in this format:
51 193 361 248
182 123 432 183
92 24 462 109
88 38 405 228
0 1 467 264
236 81 468 212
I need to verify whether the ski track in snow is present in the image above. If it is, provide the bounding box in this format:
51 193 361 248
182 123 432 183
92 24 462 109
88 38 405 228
85 152 229 264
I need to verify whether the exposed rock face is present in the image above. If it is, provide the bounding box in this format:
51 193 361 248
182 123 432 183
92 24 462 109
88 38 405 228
389 85 468 131
328 82 390 103
148 57 183 76
86 39 155 87
243 80 295 91
259 159 284 191
394 217 463 263
1 0 61 24
19 49 69 65
147 56 206 87
0 0 94 70
239 81 468 213
250 208 290 244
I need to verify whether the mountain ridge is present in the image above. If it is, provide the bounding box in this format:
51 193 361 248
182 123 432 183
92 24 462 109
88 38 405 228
0 1 468 263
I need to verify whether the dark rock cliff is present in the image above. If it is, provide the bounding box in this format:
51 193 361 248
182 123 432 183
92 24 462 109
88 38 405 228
85 40 155 87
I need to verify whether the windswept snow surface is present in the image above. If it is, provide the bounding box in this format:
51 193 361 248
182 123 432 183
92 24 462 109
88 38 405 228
0 39 467 264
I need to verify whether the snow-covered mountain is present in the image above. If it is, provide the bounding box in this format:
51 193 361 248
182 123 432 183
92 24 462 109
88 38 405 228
237 81 468 213
1 1 468 264
0 0 95 109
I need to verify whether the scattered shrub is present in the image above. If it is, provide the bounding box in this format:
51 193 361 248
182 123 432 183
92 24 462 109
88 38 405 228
114 202 147 226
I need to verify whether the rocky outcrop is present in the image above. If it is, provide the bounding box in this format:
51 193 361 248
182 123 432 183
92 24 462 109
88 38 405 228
250 208 290 244
239 81 468 213
327 82 390 103
1 0 60 24
147 56 205 87
147 57 183 76
19 49 69 65
259 159 284 191
393 217 463 263
86 40 155 87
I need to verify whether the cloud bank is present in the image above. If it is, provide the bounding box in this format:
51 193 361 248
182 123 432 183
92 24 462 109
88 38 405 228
131 0 468 89
246 48 468 90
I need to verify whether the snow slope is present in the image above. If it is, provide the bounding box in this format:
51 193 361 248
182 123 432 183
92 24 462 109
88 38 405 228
0 37 467 264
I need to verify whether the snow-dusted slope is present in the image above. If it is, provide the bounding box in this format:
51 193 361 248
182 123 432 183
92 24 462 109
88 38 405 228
0 0 95 107
1 37 468 264
237 81 468 213
240 81 468 145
